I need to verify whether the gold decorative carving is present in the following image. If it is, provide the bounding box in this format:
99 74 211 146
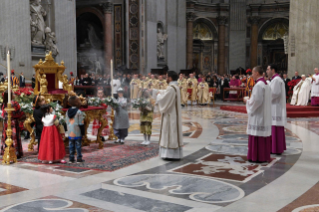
2 103 17 164
262 22 289 41
24 113 37 152
193 22 213 41
107 108 117 141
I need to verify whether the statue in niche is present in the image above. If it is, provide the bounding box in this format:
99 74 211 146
30 0 47 45
87 24 103 49
157 28 168 60
94 59 102 74
44 27 59 57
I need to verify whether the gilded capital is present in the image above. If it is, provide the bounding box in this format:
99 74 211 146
217 16 227 26
102 2 113 14
250 16 260 25
186 12 196 22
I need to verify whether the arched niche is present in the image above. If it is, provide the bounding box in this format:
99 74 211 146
192 18 218 75
258 18 289 73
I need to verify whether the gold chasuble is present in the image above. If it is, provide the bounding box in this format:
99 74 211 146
187 77 198 102
197 82 210 104
178 78 188 105
130 78 141 99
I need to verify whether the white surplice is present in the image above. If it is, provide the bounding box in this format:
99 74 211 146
290 78 312 106
269 75 287 127
156 81 183 159
311 74 319 97
246 79 272 137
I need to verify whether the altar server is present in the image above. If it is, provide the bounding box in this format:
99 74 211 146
113 88 129 144
311 68 319 106
155 71 183 160
290 75 312 106
130 74 140 100
267 64 287 154
244 66 272 163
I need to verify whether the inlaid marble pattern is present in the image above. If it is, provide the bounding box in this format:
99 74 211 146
0 196 109 212
0 182 28 196
169 153 279 183
114 174 245 203
82 188 192 212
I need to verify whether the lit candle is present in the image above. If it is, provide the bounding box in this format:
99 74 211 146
111 60 113 98
7 50 11 103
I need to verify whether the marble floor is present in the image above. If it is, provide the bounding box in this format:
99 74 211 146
0 103 319 212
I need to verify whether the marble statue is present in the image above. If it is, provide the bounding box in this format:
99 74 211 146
157 28 168 60
30 0 47 45
94 60 102 74
44 27 59 57
87 24 103 49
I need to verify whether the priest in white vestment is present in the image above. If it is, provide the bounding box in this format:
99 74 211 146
290 75 312 106
267 64 287 154
311 68 319 106
244 66 272 162
155 71 183 160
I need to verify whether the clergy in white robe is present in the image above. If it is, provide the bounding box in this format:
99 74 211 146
245 66 272 163
290 75 312 106
267 64 287 154
311 68 319 106
156 71 183 160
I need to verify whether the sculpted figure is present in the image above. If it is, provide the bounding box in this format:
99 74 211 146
157 28 168 60
30 0 47 45
44 27 59 57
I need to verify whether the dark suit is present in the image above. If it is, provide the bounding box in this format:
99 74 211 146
19 75 25 87
292 76 301 80
220 79 230 100
33 107 44 151
31 77 36 88
283 78 291 98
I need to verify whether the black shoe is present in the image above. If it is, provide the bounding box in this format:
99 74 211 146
101 136 105 142
69 160 75 164
77 159 85 163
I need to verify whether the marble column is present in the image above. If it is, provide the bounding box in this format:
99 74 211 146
218 17 227 75
250 17 260 69
186 12 195 69
103 2 113 74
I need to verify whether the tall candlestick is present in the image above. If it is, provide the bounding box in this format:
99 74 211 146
111 59 113 98
7 51 11 103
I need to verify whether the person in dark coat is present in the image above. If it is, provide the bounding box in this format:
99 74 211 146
33 95 45 151
283 73 291 101
19 72 26 87
292 71 301 80
32 74 36 89
220 76 230 100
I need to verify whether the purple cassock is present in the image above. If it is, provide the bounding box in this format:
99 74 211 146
311 73 319 106
270 74 287 154
246 77 272 162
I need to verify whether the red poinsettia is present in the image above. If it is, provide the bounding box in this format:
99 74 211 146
287 79 301 97
14 87 33 96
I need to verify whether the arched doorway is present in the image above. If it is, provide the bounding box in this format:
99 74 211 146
259 19 289 73
76 12 104 76
192 19 217 75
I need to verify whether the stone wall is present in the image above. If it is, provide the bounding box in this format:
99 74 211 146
0 0 76 81
145 0 186 74
0 0 32 80
288 0 319 77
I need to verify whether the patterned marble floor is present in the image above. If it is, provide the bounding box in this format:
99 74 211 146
0 104 319 212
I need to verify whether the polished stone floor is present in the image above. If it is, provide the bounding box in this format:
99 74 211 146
0 103 318 212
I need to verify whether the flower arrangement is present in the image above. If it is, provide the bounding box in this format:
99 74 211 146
102 97 118 108
14 87 34 105
49 102 65 125
131 98 150 109
88 97 102 107
20 102 33 115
